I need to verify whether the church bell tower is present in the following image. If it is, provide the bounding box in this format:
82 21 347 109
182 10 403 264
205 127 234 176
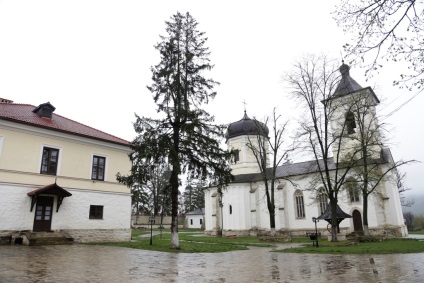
330 62 382 160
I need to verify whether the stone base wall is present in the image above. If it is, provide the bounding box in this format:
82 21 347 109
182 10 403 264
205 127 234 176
62 228 131 243
368 225 407 238
205 225 407 238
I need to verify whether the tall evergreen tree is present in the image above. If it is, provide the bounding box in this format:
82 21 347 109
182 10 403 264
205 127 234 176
183 182 205 214
137 12 232 249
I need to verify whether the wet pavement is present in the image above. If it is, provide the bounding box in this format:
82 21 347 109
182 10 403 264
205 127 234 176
0 243 423 282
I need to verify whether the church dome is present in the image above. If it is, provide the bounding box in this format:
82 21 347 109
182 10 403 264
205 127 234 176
333 62 363 97
225 111 269 140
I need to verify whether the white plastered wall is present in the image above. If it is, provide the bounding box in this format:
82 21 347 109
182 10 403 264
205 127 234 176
0 184 131 231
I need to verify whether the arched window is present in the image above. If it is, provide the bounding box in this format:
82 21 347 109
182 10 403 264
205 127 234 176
317 188 328 215
294 190 305 218
346 111 356 134
346 178 360 203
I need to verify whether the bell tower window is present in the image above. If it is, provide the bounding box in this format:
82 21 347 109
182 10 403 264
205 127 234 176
234 149 240 162
346 111 356 134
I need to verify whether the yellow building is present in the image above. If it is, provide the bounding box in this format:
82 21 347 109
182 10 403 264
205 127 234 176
0 99 132 243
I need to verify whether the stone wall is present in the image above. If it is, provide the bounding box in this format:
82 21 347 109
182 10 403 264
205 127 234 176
132 215 173 225
63 228 131 243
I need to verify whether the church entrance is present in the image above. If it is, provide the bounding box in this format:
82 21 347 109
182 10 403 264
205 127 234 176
352 210 363 232
33 196 54 232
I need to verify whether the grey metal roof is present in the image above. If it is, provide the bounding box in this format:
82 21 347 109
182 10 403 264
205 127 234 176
333 63 363 97
231 148 392 184
186 208 205 215
225 111 269 140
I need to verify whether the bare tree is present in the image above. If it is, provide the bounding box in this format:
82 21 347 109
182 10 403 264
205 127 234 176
396 169 415 207
404 211 415 231
285 54 356 241
246 108 294 236
334 0 424 90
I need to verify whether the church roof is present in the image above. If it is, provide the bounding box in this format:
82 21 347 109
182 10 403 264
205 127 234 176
232 148 392 183
225 111 269 140
0 102 130 146
333 62 364 97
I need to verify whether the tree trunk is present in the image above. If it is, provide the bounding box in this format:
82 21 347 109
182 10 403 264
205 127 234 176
362 194 369 236
171 216 179 248
170 128 180 249
331 201 339 242
265 184 276 235
170 168 180 249
270 208 276 236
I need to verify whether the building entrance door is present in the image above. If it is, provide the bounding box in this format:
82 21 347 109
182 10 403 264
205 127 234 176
352 209 363 232
33 196 54 232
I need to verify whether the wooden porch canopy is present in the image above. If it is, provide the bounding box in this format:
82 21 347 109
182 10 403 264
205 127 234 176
317 204 352 228
27 183 72 212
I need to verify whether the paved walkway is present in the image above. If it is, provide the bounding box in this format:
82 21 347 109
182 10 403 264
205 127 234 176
0 243 423 282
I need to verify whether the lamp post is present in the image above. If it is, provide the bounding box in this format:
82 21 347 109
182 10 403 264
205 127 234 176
312 217 319 247
149 215 155 245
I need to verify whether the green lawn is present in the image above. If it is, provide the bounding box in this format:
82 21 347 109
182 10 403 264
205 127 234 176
409 230 424 235
91 230 424 254
278 238 424 254
95 231 270 253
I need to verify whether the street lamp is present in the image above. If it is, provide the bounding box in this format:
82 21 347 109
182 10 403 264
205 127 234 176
312 217 319 247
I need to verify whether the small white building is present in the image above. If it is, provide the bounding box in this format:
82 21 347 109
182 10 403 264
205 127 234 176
185 208 205 229
204 64 407 237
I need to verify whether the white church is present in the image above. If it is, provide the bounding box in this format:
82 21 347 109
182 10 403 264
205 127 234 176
204 64 407 237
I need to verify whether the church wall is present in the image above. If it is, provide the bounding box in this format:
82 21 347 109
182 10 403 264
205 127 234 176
222 184 251 230
379 164 408 236
203 187 216 232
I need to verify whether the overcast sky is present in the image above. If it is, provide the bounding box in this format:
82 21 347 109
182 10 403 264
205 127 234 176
1 1 422 202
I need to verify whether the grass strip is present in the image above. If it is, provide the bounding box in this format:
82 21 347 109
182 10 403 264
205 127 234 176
277 238 424 254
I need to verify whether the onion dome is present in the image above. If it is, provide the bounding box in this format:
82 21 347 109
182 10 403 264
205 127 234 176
225 111 269 140
333 62 363 97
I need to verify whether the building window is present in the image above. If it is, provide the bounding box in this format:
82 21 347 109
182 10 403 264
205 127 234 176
294 190 305 218
234 149 240 163
349 187 360 203
40 147 59 175
317 188 328 215
346 111 356 134
200 218 203 225
190 219 193 225
89 205 103 219
229 205 232 214
346 178 360 202
92 155 106 181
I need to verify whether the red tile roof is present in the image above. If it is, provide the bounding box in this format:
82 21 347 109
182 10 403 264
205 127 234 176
0 102 130 146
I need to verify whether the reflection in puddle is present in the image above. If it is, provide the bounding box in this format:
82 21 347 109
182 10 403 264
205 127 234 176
0 245 422 282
